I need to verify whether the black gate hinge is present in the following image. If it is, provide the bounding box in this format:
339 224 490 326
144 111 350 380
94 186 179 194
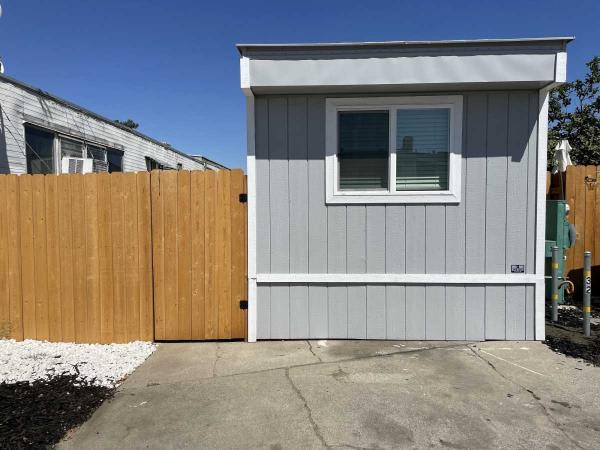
239 193 248 203
239 300 248 310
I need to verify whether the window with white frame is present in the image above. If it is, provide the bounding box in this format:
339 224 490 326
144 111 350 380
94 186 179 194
325 96 463 204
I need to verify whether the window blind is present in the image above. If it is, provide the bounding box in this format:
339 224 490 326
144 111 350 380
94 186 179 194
338 111 389 190
61 138 84 158
396 108 450 191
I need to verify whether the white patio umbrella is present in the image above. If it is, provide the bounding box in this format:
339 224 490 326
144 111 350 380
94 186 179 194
552 139 573 174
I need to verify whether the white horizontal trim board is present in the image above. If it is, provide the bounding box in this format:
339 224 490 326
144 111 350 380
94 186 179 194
256 273 541 284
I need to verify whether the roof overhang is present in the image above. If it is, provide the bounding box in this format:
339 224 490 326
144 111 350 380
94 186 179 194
238 37 572 95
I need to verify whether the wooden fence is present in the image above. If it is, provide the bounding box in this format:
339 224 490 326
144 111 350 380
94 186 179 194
563 165 600 294
0 169 247 343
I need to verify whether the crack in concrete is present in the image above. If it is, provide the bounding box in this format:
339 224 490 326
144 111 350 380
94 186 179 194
212 344 221 378
200 343 468 383
306 340 323 362
285 367 330 449
468 346 584 450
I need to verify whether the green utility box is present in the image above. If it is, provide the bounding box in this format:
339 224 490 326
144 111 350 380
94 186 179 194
545 200 576 304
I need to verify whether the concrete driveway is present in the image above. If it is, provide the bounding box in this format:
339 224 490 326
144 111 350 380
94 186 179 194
59 340 600 449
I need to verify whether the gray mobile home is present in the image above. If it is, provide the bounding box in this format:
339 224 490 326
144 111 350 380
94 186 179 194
0 74 225 174
239 37 571 342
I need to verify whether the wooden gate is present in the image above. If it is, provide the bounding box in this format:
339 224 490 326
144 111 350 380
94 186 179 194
150 169 247 340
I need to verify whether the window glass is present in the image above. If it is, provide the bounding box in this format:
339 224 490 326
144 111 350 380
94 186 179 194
338 111 389 190
396 108 449 191
87 144 106 162
25 126 54 174
107 149 124 173
61 138 84 158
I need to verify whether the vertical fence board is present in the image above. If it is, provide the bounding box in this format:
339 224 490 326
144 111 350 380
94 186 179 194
177 171 192 339
84 174 101 343
0 176 9 338
57 175 75 342
137 172 154 341
32 175 50 340
162 171 179 339
217 170 232 339
19 176 36 339
190 172 206 339
97 173 114 343
45 175 62 341
124 173 141 342
111 173 127 343
7 176 23 340
151 171 165 340
204 171 218 339
70 175 88 342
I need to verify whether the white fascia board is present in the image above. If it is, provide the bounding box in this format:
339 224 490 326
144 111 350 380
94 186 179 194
554 52 568 83
247 53 558 90
257 273 542 284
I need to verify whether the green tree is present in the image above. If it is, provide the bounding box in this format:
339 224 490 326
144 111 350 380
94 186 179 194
549 56 600 167
114 118 139 130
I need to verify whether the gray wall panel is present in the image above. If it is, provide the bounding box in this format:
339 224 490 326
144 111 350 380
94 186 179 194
290 285 309 338
385 206 406 273
348 286 367 339
309 285 328 338
426 286 446 339
268 98 290 273
255 98 271 274
406 285 426 339
485 286 506 339
526 94 539 274
270 286 290 339
465 94 488 273
327 206 347 273
426 206 446 273
258 283 533 340
347 206 366 273
307 97 328 273
485 93 508 274
405 206 426 273
257 285 271 339
446 286 466 340
329 286 348 338
288 97 309 273
465 286 485 340
366 285 386 339
366 206 386 273
506 285 526 340
506 92 530 274
386 285 406 339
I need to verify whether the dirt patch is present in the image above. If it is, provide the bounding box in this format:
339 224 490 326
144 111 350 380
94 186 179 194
0 374 114 449
544 306 600 367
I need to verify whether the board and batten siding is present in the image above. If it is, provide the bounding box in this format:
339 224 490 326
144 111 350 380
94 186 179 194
0 79 205 174
254 91 540 340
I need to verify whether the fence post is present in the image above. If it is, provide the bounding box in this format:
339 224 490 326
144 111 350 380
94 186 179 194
583 251 592 337
551 246 559 323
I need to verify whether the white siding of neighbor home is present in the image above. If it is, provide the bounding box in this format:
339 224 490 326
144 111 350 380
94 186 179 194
0 78 207 174
253 91 540 340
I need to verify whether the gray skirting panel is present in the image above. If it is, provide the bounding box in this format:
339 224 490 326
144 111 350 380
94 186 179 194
256 284 535 341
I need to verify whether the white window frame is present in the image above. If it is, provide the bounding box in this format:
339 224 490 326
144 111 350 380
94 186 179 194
325 95 463 204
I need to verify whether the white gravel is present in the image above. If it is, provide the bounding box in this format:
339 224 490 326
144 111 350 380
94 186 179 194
0 339 157 388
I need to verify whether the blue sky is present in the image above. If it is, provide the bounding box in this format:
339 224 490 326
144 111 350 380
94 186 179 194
1 0 598 169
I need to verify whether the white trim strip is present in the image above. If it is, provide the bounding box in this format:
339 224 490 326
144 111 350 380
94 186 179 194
256 273 542 285
534 88 552 341
245 92 257 343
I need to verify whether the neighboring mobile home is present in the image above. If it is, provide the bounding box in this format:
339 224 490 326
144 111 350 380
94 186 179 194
239 37 572 342
0 74 226 174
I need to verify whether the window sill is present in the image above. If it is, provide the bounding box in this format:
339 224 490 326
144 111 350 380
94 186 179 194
326 190 461 205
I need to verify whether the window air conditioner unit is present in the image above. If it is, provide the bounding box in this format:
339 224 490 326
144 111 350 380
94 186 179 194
61 157 93 174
